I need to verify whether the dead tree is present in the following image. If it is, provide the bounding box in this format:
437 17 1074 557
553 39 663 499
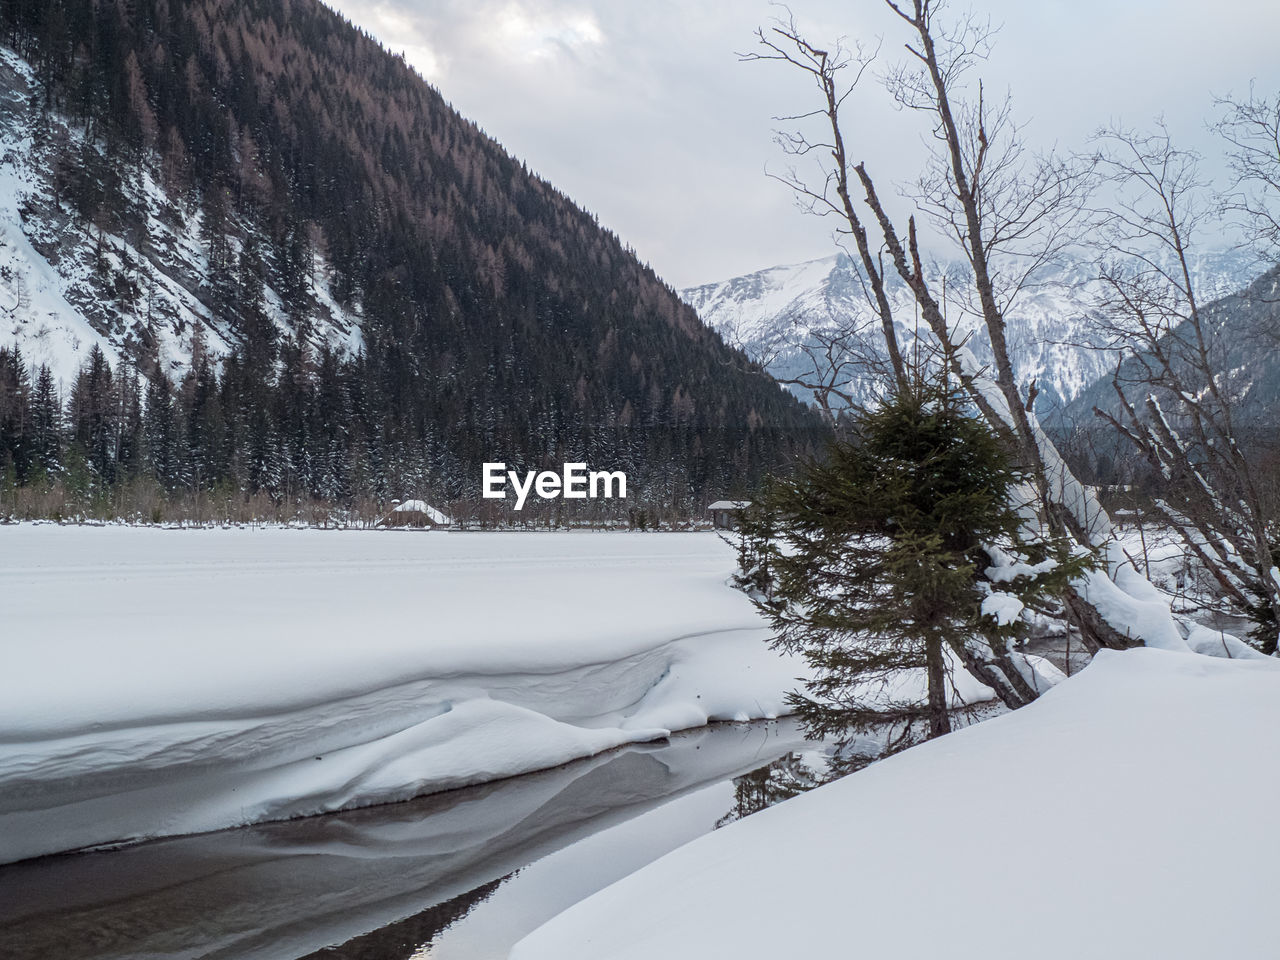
721 304 897 427
1091 124 1280 652
1215 88 1280 264
743 28 909 394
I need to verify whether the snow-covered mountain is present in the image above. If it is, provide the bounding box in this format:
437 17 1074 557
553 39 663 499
683 251 1260 416
0 0 817 513
0 48 362 393
1063 262 1280 439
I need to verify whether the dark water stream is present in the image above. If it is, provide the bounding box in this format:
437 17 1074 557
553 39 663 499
0 719 833 960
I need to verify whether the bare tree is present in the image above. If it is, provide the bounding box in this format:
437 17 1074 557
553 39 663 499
1091 124 1280 652
746 1 1211 697
769 322 890 424
719 298 895 426
1215 87 1280 264
752 5 1097 522
743 26 909 392
872 1 1098 507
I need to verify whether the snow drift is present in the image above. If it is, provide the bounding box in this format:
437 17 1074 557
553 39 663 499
0 528 802 864
512 647 1280 960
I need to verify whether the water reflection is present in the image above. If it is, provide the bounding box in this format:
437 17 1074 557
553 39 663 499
300 880 506 960
715 751 825 829
0 720 814 960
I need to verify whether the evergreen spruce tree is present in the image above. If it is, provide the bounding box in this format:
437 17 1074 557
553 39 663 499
116 368 144 484
68 345 117 488
740 378 1092 746
143 370 178 489
30 364 62 478
234 234 277 379
0 346 33 484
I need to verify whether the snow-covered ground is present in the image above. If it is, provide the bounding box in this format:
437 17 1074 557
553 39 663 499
512 646 1280 960
0 527 804 865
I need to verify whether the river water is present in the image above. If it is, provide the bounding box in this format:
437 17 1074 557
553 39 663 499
0 719 833 960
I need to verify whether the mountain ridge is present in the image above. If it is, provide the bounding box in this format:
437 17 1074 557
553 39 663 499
0 0 821 513
682 249 1261 417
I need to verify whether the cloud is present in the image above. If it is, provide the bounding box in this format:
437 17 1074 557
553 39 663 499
335 1 444 81
323 0 1280 289
489 3 605 63
331 1 607 82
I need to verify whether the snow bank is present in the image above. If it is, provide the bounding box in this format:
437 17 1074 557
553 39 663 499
1184 623 1272 661
513 648 1280 960
0 528 798 864
0 721 815 960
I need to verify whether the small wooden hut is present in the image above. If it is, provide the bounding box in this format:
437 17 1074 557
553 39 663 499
708 500 752 531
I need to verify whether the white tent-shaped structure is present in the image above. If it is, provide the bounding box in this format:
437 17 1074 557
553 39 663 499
377 500 453 528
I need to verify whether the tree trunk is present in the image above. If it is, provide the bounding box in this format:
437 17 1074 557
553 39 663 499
925 634 952 738
946 635 1040 710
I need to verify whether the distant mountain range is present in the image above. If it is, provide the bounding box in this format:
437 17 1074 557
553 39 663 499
682 251 1262 418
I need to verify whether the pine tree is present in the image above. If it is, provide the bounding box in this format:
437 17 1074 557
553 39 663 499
235 234 277 378
143 369 178 488
0 346 33 484
30 364 62 478
740 379 1092 747
68 345 117 487
115 366 144 482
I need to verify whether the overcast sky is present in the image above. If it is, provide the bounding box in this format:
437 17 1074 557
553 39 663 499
325 0 1280 289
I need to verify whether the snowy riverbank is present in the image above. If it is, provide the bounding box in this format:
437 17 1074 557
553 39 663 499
0 720 818 960
512 647 1280 960
0 528 803 864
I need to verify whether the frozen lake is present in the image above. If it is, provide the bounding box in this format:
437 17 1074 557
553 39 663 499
0 527 764 707
0 527 804 862
0 523 816 959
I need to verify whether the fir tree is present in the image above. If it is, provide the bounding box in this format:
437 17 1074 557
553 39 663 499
0 346 32 483
143 370 178 488
30 364 62 477
68 345 117 486
740 379 1093 746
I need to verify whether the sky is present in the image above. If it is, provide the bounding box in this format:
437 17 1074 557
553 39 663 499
324 0 1280 289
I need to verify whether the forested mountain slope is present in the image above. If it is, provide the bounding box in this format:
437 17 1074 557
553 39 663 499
0 0 818 513
1052 263 1280 481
